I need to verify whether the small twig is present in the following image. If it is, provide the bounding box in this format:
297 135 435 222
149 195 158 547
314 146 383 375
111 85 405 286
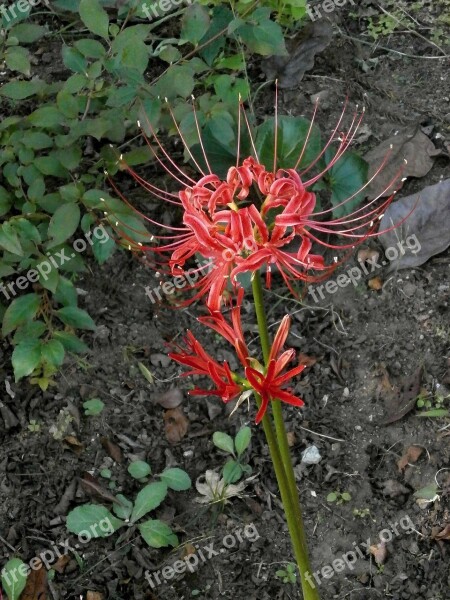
298 425 345 443
0 535 16 553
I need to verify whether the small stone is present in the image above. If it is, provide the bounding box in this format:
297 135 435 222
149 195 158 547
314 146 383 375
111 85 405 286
301 445 321 465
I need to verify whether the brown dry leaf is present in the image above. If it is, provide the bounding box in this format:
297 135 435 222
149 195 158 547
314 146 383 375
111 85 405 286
63 435 84 456
357 248 380 264
164 407 189 443
80 472 120 504
397 445 424 472
369 542 387 565
298 353 317 368
433 524 450 541
100 437 123 463
180 543 196 559
86 592 104 600
368 277 383 291
379 179 450 272
156 389 183 409
379 366 422 425
286 431 296 447
19 559 47 600
262 21 333 88
52 555 70 574
364 126 439 198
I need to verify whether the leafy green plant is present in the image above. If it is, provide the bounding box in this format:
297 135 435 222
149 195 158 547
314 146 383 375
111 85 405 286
66 465 192 549
213 426 252 483
275 562 298 584
327 490 352 505
0 0 291 386
83 398 105 416
416 391 449 418
27 419 41 432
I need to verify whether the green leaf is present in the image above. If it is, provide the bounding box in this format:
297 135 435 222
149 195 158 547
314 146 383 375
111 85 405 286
83 398 105 416
131 482 168 523
0 80 45 99
48 203 80 245
213 431 235 455
79 0 110 40
413 483 439 500
54 331 89 354
62 46 88 74
128 461 152 479
5 46 31 76
21 131 53 150
28 106 64 128
139 519 178 548
233 9 287 56
54 276 78 307
1 558 28 600
34 156 67 177
235 426 251 456
199 5 233 66
113 495 133 521
2 293 41 336
181 4 211 45
327 492 338 502
222 459 243 484
255 116 322 171
9 23 46 43
75 38 106 58
55 306 96 330
41 339 65 367
160 468 192 491
12 320 46 344
12 339 42 381
325 149 369 218
92 228 115 264
0 186 12 217
153 65 195 99
417 409 449 418
66 505 124 537
0 222 23 256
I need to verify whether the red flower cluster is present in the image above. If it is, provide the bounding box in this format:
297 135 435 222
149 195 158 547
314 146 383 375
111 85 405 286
169 297 304 423
108 102 404 313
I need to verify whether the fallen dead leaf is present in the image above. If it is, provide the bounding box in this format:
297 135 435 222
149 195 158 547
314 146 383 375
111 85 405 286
379 366 422 425
379 179 450 271
381 479 410 498
369 542 387 565
156 389 184 409
368 276 383 291
397 445 424 472
80 472 120 504
298 353 317 368
164 407 189 443
19 559 47 600
286 431 296 447
364 126 440 198
100 437 123 463
262 21 333 88
52 555 70 574
432 524 450 541
180 543 196 559
86 592 104 600
63 436 84 456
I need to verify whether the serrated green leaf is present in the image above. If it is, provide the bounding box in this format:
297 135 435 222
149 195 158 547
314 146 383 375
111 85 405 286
160 468 192 491
66 505 124 537
41 339 65 367
131 482 168 523
75 38 106 58
0 80 45 99
83 398 104 415
47 203 80 245
181 4 210 45
2 293 41 336
28 106 64 128
54 331 89 354
55 306 96 330
9 23 47 43
79 0 110 39
12 339 42 381
139 519 178 548
62 46 88 74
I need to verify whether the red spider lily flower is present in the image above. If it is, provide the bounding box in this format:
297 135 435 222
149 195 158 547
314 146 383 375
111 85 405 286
245 315 305 424
170 298 304 423
168 331 243 402
107 97 408 311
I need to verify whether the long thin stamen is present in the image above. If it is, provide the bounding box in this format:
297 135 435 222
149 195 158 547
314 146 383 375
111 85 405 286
191 95 212 174
274 80 279 173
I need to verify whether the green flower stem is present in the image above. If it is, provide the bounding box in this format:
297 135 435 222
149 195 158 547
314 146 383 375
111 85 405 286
251 272 320 600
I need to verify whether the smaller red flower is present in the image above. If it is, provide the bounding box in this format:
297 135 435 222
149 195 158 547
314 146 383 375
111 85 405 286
168 331 242 402
245 316 305 424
